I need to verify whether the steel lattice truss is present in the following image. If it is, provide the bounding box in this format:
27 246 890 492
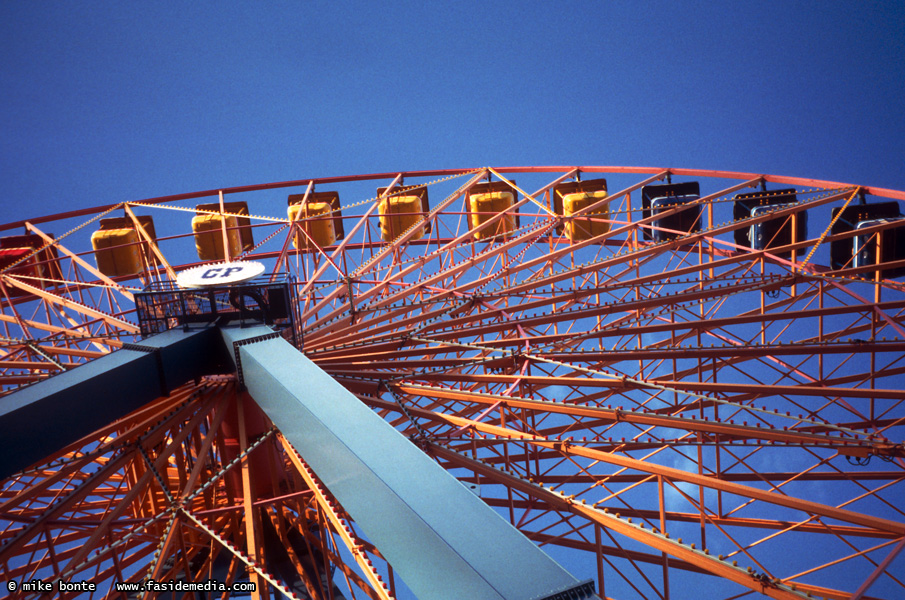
1 166 904 599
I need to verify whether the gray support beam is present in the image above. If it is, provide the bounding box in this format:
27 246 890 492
221 325 595 600
0 325 228 479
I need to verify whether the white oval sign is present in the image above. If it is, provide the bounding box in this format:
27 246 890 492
176 261 266 288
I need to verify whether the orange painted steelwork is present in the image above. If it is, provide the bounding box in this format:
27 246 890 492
1 166 903 600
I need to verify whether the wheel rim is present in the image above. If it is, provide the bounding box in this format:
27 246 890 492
2 166 904 600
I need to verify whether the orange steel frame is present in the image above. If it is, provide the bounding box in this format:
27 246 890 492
1 166 904 599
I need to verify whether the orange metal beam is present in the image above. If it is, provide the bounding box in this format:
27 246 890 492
523 530 707 574
303 170 495 336
368 398 905 537
124 204 177 282
0 275 139 334
429 443 810 600
265 507 323 600
279 433 395 600
56 394 220 580
387 371 905 401
25 221 135 302
304 169 592 344
7 165 902 236
475 497 900 540
0 312 120 347
297 172 405 303
236 395 264 600
391 383 877 448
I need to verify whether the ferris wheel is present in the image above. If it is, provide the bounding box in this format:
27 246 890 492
1 166 904 600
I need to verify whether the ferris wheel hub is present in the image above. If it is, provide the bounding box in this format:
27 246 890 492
175 260 266 288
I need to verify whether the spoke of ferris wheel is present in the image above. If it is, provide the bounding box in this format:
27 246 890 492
301 186 855 349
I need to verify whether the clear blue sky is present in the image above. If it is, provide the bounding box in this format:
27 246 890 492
2 1 904 227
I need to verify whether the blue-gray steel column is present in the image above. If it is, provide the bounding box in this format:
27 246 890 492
221 325 595 600
0 325 227 479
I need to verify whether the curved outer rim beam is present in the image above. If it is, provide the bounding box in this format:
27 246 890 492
3 165 903 234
